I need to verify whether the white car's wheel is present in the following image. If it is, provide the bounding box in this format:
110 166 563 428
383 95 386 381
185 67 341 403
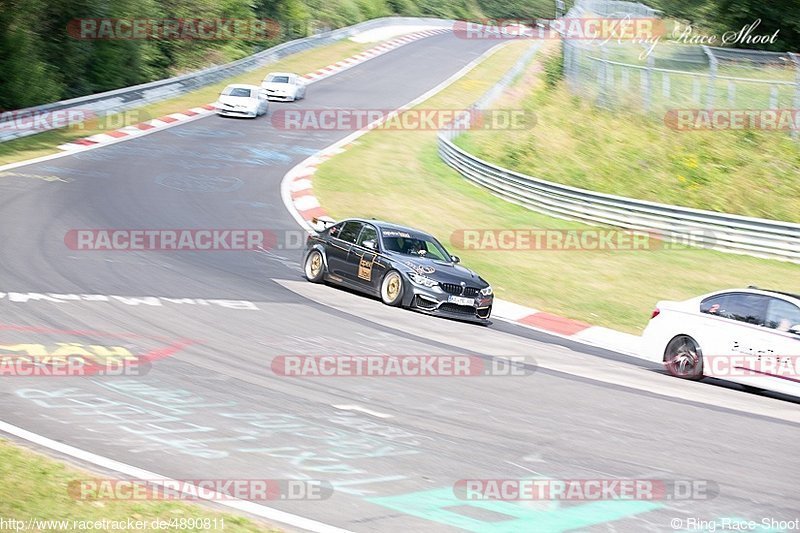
664 335 703 380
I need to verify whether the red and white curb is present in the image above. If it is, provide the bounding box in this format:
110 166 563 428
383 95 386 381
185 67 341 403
57 105 217 151
302 28 448 83
490 300 640 355
280 42 641 356
56 28 449 152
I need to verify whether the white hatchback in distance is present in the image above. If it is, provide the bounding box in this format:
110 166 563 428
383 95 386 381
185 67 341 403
261 72 306 101
214 84 269 118
641 287 800 397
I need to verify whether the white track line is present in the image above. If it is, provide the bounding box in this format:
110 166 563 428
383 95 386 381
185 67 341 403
0 420 354 533
331 405 393 418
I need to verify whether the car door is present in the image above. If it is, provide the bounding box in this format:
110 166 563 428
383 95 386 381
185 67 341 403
326 221 362 278
758 297 800 395
347 223 381 288
699 292 772 384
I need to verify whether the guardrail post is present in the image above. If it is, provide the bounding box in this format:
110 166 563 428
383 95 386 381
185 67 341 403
702 45 717 109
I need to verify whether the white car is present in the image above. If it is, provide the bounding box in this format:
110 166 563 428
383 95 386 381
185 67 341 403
214 84 268 118
641 287 800 396
260 72 306 101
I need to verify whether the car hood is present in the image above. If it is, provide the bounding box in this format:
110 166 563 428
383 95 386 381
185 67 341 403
217 95 257 108
386 252 487 286
261 82 293 92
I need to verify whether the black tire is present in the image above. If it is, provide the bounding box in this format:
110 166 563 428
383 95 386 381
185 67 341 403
304 250 325 283
380 270 404 307
664 335 703 380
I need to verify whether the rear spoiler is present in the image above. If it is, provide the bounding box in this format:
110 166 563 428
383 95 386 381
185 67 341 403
310 216 336 233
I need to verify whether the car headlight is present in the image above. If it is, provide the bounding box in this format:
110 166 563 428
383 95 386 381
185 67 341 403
480 285 493 296
408 272 438 288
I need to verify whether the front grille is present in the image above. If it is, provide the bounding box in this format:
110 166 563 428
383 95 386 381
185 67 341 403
441 283 480 297
438 303 476 316
440 283 462 295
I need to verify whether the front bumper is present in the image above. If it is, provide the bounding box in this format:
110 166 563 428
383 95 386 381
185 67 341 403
216 107 257 117
264 92 294 101
405 284 493 322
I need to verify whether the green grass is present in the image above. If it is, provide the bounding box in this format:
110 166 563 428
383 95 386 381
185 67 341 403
314 41 800 334
460 47 800 222
0 438 277 532
0 39 377 167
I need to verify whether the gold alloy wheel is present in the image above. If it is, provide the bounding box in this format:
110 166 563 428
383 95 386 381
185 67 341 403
306 251 324 281
387 276 400 300
309 253 322 277
382 271 403 306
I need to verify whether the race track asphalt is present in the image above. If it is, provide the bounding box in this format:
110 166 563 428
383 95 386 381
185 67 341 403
0 31 798 532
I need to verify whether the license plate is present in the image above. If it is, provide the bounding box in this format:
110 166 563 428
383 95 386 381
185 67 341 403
448 295 474 306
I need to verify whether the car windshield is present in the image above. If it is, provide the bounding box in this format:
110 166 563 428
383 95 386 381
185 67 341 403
223 87 252 98
381 231 450 261
267 75 290 83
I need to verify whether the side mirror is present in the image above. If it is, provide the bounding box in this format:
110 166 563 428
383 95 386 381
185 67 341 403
363 239 377 251
790 324 800 335
451 255 460 263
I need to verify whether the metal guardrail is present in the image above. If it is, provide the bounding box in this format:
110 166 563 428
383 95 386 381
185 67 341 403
1 17 451 143
438 45 800 263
